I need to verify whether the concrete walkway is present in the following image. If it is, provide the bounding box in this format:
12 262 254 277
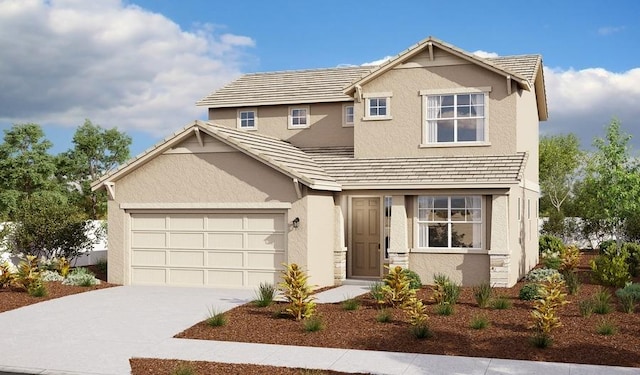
0 285 638 375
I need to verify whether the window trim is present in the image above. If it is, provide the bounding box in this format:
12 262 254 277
420 87 491 146
363 92 392 121
288 106 310 129
236 108 257 130
342 104 354 127
414 195 484 252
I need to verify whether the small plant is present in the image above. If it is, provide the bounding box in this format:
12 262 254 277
95 258 108 274
470 314 489 330
432 273 461 305
403 295 431 339
369 282 385 304
56 257 71 278
434 302 454 316
615 283 640 313
524 268 563 283
519 283 541 301
279 263 316 320
559 245 581 273
491 295 512 310
382 266 416 307
592 287 613 314
27 280 47 297
271 307 288 319
401 269 422 290
539 234 564 269
41 270 64 282
562 270 580 295
410 324 432 339
529 273 569 348
473 281 492 308
376 308 392 323
622 242 640 277
253 282 277 307
62 267 100 286
596 318 617 335
302 315 323 332
206 308 227 327
590 246 631 287
15 255 41 291
0 261 16 288
170 363 195 375
341 297 360 311
578 299 595 317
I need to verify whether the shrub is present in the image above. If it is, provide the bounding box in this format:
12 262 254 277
519 283 541 301
279 263 316 321
432 273 461 305
253 282 277 307
616 283 640 313
27 280 47 297
559 245 581 273
41 270 64 282
524 268 563 283
382 266 415 307
62 267 100 286
590 246 631 287
369 282 385 304
621 243 640 277
0 261 15 288
592 287 613 315
410 324 432 339
342 298 359 311
56 257 71 278
529 273 569 348
563 271 580 295
473 281 492 308
539 235 564 269
491 296 512 310
403 296 429 326
578 299 595 317
376 308 392 323
206 308 227 327
470 314 489 330
15 255 41 291
302 316 323 332
401 269 422 290
434 302 454 316
596 318 617 335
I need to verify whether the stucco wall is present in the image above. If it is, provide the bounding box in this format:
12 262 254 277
304 192 336 287
354 53 517 158
516 88 540 185
209 102 354 148
409 253 489 286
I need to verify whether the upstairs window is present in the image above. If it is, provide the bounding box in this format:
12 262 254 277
237 109 257 130
288 106 309 128
368 98 387 117
343 104 354 127
426 93 485 143
363 92 392 120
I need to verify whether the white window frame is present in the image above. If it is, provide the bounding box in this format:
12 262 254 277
363 92 392 121
419 87 491 147
237 108 257 130
288 106 310 129
342 104 354 127
415 196 483 251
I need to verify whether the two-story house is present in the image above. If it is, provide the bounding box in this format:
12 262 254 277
92 36 547 288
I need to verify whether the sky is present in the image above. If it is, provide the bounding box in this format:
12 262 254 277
1 0 640 157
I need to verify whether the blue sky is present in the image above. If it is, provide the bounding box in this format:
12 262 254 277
1 0 639 156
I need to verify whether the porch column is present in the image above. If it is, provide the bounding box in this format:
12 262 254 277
388 195 409 270
489 194 511 287
333 195 347 284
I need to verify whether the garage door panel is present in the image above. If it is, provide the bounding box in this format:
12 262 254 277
132 232 166 248
208 233 244 249
248 233 285 250
247 271 278 286
170 251 205 267
133 250 166 266
132 215 166 230
247 214 284 231
170 215 205 230
208 252 243 267
208 215 244 230
247 252 284 269
170 269 205 284
208 270 244 287
132 268 166 284
169 232 205 249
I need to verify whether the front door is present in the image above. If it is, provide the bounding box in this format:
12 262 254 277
352 197 381 277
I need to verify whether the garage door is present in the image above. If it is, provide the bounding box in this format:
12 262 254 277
130 212 285 287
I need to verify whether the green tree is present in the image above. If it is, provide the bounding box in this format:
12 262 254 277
57 119 131 219
0 124 58 219
577 119 640 246
539 134 582 214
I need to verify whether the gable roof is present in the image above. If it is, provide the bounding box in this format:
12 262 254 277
304 147 526 189
197 66 372 108
91 121 341 193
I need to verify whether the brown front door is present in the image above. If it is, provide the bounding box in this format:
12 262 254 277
352 197 381 277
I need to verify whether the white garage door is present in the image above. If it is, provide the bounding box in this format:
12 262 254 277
130 212 285 287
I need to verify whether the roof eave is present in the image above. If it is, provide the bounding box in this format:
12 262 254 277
339 181 521 190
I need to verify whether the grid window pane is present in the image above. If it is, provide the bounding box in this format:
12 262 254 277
417 196 482 249
426 93 485 143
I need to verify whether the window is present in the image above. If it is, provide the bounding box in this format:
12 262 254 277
417 196 482 249
237 109 257 129
343 104 354 127
383 196 392 259
426 93 485 143
288 106 309 128
363 92 392 120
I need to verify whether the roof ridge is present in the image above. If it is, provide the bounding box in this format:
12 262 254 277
242 65 372 76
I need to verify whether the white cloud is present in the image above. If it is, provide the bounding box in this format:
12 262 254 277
472 50 499 58
0 0 255 134
361 56 394 66
543 66 640 148
597 26 625 36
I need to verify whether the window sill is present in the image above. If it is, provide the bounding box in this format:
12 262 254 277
362 116 393 121
287 125 310 130
342 123 354 128
419 142 491 148
411 248 487 255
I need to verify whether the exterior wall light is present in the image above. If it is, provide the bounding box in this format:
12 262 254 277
292 217 300 229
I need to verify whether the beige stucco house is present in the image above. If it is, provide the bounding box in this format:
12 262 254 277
92 37 547 289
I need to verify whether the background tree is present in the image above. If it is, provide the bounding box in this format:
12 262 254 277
0 124 58 219
57 119 131 219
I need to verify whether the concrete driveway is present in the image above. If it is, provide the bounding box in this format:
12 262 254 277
0 286 253 375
